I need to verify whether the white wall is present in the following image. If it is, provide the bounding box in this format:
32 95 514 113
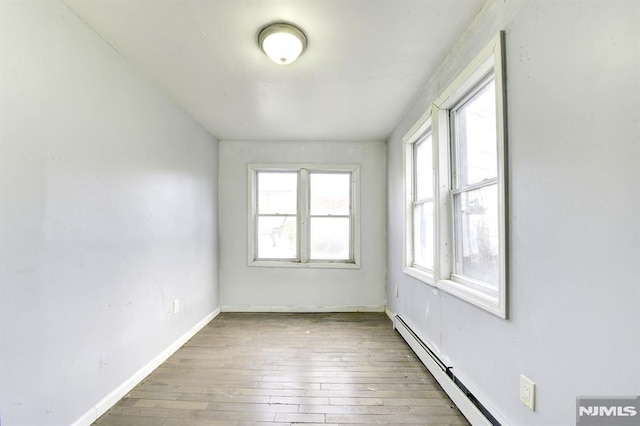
0 1 219 424
387 0 640 424
219 140 386 311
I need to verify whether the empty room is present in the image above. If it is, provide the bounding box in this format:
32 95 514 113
1 0 638 425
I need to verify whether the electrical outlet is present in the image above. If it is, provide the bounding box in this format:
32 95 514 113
395 285 399 298
173 299 180 314
520 375 536 411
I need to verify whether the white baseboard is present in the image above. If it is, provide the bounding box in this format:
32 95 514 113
385 306 396 321
221 305 385 313
72 308 221 426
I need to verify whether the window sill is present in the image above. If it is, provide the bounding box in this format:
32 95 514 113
249 260 360 269
436 278 506 319
403 266 435 286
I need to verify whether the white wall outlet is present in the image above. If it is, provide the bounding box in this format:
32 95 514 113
173 299 180 314
395 285 399 298
520 375 536 411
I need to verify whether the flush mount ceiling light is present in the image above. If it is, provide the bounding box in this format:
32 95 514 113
258 22 307 65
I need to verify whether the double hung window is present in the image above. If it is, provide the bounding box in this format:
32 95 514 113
413 132 435 271
450 76 500 288
255 171 298 260
249 164 359 268
403 118 435 284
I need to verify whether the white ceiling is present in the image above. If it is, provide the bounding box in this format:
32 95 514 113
63 0 485 142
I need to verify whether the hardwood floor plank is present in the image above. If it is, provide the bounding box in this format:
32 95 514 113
326 413 470 424
273 412 326 423
268 395 330 405
93 313 469 425
131 399 209 410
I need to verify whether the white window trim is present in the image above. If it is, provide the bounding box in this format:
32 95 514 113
403 108 436 285
402 32 508 318
248 163 360 269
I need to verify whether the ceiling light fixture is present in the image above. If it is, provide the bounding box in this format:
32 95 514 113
258 22 307 65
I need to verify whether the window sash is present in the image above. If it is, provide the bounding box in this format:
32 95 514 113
412 199 434 270
255 214 298 261
450 75 498 191
413 135 434 201
451 182 499 289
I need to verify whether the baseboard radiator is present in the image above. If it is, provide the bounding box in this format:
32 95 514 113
393 315 501 426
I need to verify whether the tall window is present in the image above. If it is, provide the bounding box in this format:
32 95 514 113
402 32 507 318
413 132 434 270
255 171 298 259
403 116 435 284
309 172 352 260
450 77 499 288
249 165 360 268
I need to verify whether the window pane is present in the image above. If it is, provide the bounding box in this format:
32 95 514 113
310 173 350 216
453 184 499 287
455 79 497 187
413 201 434 270
258 172 297 214
310 217 350 260
257 216 297 259
415 134 433 200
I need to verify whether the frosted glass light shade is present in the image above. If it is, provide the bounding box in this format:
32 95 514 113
259 23 307 65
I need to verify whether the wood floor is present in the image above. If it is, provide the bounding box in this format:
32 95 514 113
94 312 469 425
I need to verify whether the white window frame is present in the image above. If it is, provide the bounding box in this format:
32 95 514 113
402 32 507 318
248 163 360 269
403 109 436 284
